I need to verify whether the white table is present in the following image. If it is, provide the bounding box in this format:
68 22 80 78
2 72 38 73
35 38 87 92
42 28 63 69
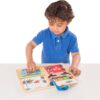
0 64 100 100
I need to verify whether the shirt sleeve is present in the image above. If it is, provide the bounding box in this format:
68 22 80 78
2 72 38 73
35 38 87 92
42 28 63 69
32 30 44 45
69 35 79 53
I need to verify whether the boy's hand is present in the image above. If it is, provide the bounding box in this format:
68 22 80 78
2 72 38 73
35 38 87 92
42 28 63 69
69 66 81 76
27 61 37 72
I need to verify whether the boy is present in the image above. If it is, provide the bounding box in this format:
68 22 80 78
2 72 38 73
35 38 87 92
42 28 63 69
26 0 81 76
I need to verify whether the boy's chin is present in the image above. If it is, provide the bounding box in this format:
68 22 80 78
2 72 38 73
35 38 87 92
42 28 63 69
55 32 63 35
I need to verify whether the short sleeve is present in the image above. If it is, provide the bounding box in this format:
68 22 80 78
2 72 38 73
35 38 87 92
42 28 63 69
32 30 44 45
69 36 79 53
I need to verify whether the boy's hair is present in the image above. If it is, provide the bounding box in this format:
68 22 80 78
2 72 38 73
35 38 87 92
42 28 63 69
45 0 74 23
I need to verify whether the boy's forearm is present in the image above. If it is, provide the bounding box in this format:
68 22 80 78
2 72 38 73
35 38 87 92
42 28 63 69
71 53 81 67
26 42 34 63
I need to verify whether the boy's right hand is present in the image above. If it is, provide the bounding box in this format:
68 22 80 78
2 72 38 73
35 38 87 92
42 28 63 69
27 61 37 72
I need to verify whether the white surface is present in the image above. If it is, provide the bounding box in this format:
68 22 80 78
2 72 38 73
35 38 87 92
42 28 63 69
0 64 100 100
0 0 100 63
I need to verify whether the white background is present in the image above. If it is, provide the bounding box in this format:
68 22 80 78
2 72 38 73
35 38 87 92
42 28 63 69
0 0 100 63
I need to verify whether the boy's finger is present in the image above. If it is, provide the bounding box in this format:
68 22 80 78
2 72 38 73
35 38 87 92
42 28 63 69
77 70 81 76
32 67 36 72
71 69 78 76
69 67 73 72
73 70 77 76
32 64 37 71
27 64 34 72
75 70 81 76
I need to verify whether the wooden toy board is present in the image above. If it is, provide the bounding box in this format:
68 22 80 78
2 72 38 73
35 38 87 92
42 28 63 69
16 64 78 92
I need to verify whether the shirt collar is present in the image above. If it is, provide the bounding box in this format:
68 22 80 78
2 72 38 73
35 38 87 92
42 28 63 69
49 27 69 39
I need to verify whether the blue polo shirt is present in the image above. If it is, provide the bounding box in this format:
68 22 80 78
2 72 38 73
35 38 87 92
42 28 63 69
32 27 79 63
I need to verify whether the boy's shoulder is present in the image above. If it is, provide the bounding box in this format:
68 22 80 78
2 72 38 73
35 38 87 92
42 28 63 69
37 28 51 38
39 28 49 33
66 28 77 39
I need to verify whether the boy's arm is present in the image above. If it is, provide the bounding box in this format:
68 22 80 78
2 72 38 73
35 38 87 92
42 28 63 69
71 52 81 68
26 41 37 71
69 52 81 76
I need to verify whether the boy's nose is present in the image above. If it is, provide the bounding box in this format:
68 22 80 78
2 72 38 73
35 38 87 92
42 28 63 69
53 26 59 32
54 28 60 34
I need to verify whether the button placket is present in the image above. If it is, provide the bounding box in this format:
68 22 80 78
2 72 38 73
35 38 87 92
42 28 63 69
55 37 61 50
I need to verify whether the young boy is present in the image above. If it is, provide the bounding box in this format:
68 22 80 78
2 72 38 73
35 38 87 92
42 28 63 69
26 0 81 76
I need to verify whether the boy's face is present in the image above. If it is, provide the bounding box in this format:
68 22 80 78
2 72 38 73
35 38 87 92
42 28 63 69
48 17 68 35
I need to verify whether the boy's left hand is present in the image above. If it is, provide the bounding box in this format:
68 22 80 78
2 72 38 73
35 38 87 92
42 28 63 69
69 66 81 76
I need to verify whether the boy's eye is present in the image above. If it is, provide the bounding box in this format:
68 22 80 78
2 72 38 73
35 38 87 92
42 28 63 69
57 24 63 27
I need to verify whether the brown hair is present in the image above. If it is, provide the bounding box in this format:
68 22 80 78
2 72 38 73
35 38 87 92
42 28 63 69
45 0 74 23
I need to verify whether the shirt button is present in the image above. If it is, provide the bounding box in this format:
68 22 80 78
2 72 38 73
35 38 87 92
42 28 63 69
57 40 60 42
